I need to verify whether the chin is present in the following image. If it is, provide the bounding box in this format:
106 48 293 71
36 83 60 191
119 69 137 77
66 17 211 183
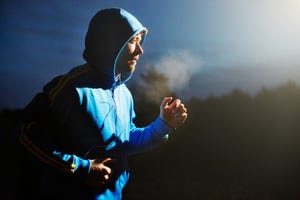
129 65 136 72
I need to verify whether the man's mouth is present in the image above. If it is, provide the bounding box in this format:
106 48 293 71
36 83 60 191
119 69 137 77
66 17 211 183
128 58 138 64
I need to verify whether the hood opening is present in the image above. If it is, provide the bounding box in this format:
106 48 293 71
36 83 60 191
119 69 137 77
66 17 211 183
114 29 147 84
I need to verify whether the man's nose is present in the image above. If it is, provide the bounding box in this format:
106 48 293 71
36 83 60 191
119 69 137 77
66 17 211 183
136 43 144 54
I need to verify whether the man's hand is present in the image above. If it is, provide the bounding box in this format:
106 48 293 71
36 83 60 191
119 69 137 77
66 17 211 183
85 158 116 187
160 97 188 129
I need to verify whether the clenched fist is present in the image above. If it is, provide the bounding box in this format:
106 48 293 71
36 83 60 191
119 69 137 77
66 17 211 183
85 158 117 187
160 97 188 129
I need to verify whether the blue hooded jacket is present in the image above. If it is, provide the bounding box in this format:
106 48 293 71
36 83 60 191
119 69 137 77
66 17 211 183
20 8 171 200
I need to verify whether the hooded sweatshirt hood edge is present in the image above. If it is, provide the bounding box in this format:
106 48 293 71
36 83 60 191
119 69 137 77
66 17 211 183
114 28 147 85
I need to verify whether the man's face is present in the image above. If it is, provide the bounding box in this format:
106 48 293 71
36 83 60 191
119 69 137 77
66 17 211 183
116 33 144 75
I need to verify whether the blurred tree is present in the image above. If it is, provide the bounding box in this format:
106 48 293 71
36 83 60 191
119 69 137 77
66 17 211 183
125 79 300 200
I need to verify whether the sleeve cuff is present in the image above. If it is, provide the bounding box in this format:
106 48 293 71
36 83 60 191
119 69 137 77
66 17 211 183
152 116 173 134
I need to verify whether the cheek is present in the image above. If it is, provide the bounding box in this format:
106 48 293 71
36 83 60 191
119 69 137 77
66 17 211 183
127 44 136 54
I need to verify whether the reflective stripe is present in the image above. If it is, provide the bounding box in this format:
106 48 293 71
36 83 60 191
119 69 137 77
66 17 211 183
49 67 88 106
19 122 76 174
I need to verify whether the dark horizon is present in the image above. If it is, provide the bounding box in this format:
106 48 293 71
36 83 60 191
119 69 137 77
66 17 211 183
3 80 300 199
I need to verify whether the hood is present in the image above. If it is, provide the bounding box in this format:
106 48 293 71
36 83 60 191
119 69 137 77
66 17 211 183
83 8 147 86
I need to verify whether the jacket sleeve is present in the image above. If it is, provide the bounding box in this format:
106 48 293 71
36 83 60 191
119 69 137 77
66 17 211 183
20 122 90 177
19 83 91 180
127 115 172 155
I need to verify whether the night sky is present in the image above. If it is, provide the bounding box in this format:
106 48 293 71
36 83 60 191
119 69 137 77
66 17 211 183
1 0 300 109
